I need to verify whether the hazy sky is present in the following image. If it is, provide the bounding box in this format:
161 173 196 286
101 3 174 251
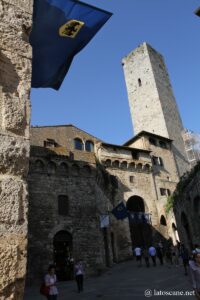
31 0 200 145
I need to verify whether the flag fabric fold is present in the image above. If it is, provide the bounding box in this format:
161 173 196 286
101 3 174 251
30 0 112 90
111 202 129 220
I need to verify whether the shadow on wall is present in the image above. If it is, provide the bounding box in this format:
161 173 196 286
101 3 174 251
0 50 20 93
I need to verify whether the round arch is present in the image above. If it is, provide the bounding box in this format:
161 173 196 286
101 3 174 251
126 196 151 248
160 215 167 226
126 195 145 212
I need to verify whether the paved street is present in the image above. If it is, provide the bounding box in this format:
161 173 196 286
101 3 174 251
24 260 195 300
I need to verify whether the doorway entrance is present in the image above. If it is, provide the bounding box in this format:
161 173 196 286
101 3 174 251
127 196 152 248
53 230 73 281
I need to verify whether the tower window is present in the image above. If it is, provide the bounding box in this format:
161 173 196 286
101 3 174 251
138 78 142 87
159 140 167 149
160 188 166 196
160 188 170 196
130 176 134 183
149 138 157 146
74 138 84 151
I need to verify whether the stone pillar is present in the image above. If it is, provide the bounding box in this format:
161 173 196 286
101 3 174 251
0 0 32 299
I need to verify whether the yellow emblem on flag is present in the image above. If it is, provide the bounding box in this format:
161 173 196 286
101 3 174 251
59 20 84 38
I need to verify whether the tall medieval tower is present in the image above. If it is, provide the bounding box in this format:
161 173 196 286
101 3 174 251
122 42 189 177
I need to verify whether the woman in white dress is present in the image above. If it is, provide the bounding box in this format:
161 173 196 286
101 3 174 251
45 265 58 300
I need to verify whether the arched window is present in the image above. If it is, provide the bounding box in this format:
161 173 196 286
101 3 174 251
137 163 143 171
144 164 151 172
71 164 80 175
138 78 142 87
47 161 56 174
59 162 69 175
58 195 69 215
129 162 135 170
113 160 119 168
34 160 45 173
121 161 128 169
85 140 94 152
105 159 111 167
160 215 167 226
74 138 84 151
82 165 92 176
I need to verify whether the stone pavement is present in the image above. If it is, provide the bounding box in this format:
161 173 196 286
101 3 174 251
24 260 196 300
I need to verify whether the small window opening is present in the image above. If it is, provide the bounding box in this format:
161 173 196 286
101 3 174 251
138 78 142 87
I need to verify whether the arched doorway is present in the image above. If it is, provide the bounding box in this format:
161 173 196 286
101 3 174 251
127 196 152 248
53 231 73 281
181 212 192 249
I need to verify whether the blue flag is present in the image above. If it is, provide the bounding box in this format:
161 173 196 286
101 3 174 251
30 0 112 90
112 202 129 220
128 212 151 224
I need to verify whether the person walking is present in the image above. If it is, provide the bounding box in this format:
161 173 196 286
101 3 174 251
74 260 84 293
180 244 190 275
134 246 142 267
143 247 150 268
44 265 58 300
156 244 164 265
189 252 200 299
165 247 173 267
149 245 157 266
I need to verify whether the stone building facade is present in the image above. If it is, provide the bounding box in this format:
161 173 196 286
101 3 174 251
173 162 200 250
0 0 32 299
26 43 189 285
27 125 117 283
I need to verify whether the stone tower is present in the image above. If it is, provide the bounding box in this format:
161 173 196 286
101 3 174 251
122 42 189 176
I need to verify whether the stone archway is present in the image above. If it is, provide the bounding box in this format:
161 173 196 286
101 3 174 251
126 196 152 248
53 231 73 281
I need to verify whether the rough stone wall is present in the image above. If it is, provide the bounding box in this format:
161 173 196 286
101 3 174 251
0 0 32 299
27 146 114 284
174 167 200 249
122 42 189 176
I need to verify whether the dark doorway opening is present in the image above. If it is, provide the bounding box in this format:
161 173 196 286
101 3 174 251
53 230 73 281
127 196 152 248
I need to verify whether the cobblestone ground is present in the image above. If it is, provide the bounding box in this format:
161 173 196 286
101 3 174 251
24 260 196 300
